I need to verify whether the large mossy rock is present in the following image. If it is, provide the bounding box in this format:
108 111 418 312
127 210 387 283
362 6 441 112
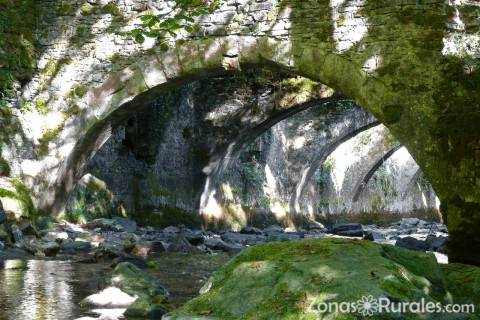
107 262 173 318
165 238 478 320
442 263 480 307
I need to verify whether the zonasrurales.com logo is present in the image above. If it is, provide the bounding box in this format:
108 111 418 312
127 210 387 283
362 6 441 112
356 295 379 317
314 296 475 317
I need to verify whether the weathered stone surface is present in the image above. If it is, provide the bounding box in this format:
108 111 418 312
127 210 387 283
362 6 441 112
168 234 202 253
108 262 173 317
112 216 137 233
395 236 428 252
204 237 243 253
0 200 6 224
165 238 455 319
10 224 23 244
330 223 364 237
240 226 263 235
1 0 479 265
442 263 480 308
60 240 92 253
24 239 60 257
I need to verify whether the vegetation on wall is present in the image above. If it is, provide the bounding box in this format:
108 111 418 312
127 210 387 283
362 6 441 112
0 0 38 98
65 178 118 224
120 0 222 44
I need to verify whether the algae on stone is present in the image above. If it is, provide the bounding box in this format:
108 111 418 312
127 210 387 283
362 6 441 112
166 238 474 320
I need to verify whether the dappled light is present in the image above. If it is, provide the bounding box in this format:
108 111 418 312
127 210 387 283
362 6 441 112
1 0 479 319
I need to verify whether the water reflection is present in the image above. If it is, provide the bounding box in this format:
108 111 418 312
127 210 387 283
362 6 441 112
0 259 106 320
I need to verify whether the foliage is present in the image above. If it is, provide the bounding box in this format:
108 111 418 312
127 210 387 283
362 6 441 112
65 179 116 224
372 166 397 198
120 0 222 44
0 178 39 220
0 0 38 98
0 158 10 176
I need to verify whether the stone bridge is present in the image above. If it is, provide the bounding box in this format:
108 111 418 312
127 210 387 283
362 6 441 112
2 0 479 264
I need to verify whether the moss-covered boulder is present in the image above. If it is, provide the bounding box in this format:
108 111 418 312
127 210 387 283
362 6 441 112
165 238 478 320
442 263 480 307
107 262 173 318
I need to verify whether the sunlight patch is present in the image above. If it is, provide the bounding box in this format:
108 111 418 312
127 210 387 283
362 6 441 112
330 0 368 53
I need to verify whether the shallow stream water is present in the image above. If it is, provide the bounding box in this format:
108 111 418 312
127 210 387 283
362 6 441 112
0 252 230 320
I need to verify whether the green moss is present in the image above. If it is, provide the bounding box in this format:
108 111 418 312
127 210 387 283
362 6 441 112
38 124 63 156
80 2 98 15
57 3 74 15
71 84 88 98
11 178 36 218
442 263 480 307
64 104 80 118
108 262 173 317
101 2 121 16
39 57 72 90
0 158 10 176
34 97 49 114
458 5 480 34
109 52 122 64
0 178 38 219
0 187 16 199
36 103 81 157
169 239 450 319
0 0 38 97
65 176 117 223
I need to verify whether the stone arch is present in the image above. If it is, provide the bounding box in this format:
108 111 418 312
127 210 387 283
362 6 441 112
45 36 367 215
21 0 478 264
291 122 381 214
352 145 403 203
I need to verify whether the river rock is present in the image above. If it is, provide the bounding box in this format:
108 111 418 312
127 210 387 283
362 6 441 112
80 286 136 308
164 238 452 319
10 224 23 243
183 230 205 245
112 216 137 233
240 226 263 235
426 234 448 253
363 230 386 242
204 237 243 253
131 243 151 258
42 231 69 243
60 239 92 253
24 239 60 257
395 236 428 252
111 255 148 269
108 262 173 318
263 225 284 234
168 234 202 253
85 218 124 232
221 232 266 246
399 218 421 227
330 223 364 237
108 262 169 296
163 226 180 234
18 220 39 237
306 220 327 231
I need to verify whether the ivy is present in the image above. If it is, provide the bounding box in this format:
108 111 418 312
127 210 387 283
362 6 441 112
0 0 38 97
120 0 222 44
